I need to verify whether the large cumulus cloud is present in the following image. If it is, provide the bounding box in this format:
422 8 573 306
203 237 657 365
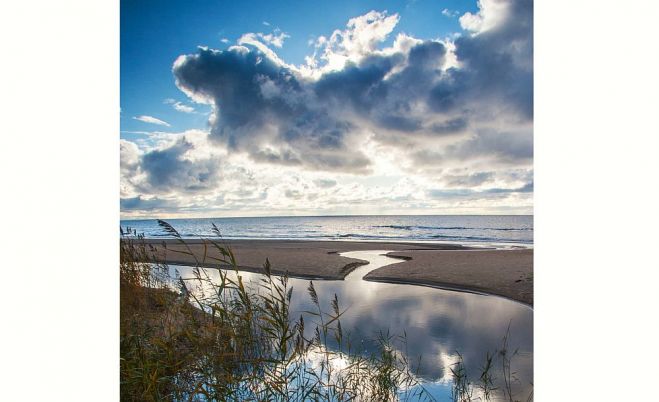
171 0 532 178
121 0 533 216
173 45 372 173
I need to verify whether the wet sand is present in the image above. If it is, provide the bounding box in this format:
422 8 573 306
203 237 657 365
142 239 533 305
370 249 533 306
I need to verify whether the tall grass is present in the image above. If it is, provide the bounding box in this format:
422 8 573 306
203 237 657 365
120 222 436 401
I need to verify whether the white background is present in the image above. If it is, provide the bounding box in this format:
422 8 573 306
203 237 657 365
1 0 658 400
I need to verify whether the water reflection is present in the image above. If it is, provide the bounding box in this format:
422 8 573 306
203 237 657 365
167 250 533 401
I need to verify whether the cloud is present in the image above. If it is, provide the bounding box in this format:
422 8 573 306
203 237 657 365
309 10 401 73
121 132 223 196
120 139 141 197
164 98 195 113
140 139 220 192
427 181 533 199
441 8 460 18
313 179 337 188
172 2 531 176
443 171 494 187
238 29 290 49
284 189 303 199
484 181 533 194
459 0 511 34
122 1 533 215
121 132 532 217
173 103 194 113
120 195 176 211
133 115 171 127
173 43 372 173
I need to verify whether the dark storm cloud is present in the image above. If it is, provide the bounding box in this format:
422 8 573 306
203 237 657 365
170 0 532 175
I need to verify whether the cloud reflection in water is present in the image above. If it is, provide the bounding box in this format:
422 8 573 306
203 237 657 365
168 250 533 400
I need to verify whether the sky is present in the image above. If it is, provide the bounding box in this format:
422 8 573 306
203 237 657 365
120 0 533 218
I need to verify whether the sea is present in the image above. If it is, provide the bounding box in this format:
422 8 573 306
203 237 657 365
121 215 533 248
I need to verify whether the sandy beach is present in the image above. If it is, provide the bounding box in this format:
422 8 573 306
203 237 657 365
372 249 533 305
143 239 533 305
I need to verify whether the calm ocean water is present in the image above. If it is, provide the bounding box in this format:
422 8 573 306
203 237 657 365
121 215 533 246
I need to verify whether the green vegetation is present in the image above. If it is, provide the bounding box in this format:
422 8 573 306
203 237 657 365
120 221 532 401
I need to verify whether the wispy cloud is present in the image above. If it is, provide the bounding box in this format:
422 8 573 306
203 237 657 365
133 115 171 127
164 98 195 113
239 28 290 48
441 8 460 18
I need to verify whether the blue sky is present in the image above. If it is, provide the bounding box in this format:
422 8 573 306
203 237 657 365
120 0 533 218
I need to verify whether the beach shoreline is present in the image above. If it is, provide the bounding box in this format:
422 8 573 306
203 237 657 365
140 239 533 306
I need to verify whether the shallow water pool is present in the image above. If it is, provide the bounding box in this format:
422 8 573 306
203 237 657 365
166 250 533 401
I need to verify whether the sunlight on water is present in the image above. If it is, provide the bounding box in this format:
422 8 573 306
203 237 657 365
122 215 533 247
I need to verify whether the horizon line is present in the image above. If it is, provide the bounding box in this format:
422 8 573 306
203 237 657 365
120 213 534 221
